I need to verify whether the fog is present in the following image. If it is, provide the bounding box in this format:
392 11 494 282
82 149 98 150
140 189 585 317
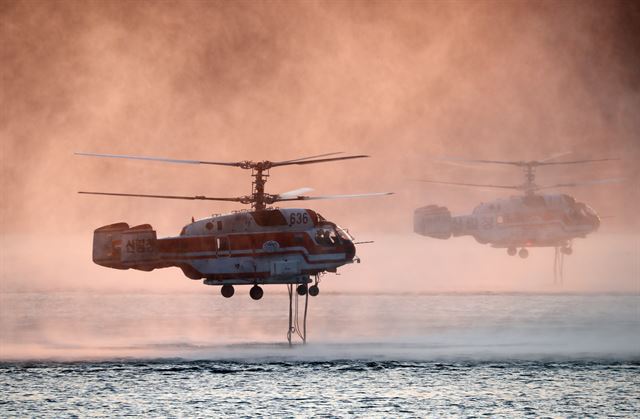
2 0 639 233
1 1 639 359
2 293 638 361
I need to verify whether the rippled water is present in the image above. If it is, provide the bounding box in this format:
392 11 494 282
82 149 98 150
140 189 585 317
1 293 639 416
2 359 639 417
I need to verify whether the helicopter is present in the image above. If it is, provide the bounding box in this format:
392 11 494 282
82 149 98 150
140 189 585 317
76 151 392 303
413 155 621 281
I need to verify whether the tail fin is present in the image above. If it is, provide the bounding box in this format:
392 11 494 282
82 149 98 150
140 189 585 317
93 223 159 271
413 205 452 239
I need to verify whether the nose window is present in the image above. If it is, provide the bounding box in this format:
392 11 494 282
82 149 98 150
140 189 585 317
336 227 353 241
315 227 341 246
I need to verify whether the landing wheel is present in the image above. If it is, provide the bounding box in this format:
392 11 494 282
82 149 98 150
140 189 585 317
250 285 263 300
296 284 308 296
308 285 319 297
507 247 517 256
518 248 529 259
561 247 573 255
221 285 234 298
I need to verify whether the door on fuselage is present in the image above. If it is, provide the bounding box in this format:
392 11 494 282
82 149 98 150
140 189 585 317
216 236 230 257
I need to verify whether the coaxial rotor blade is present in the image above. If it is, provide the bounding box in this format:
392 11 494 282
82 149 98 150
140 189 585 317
537 158 620 166
535 178 625 190
78 191 246 202
270 155 369 167
274 152 345 164
75 152 244 167
276 192 393 201
276 187 314 199
436 156 523 166
415 179 521 190
437 155 619 168
539 151 573 163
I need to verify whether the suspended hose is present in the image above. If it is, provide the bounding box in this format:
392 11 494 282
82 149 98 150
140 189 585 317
286 278 311 345
554 247 565 284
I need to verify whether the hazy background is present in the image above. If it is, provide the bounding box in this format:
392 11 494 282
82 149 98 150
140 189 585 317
1 0 639 294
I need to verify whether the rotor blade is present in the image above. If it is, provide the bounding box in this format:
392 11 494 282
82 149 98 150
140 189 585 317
274 152 345 164
536 178 625 190
276 192 393 201
436 156 522 166
537 158 620 166
277 187 314 199
539 151 573 163
75 152 243 167
78 191 245 202
415 179 521 190
270 155 369 167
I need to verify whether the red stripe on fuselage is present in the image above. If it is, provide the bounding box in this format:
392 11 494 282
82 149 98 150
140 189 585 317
158 249 346 265
157 231 346 255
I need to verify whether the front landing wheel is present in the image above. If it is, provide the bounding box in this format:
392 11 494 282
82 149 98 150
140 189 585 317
250 285 264 300
519 248 529 259
221 285 234 298
308 285 319 297
296 284 308 296
507 247 517 256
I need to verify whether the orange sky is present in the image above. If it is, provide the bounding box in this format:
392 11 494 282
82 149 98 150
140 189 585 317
1 0 639 293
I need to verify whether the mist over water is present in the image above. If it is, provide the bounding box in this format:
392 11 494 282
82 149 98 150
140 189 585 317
2 293 639 417
1 293 638 361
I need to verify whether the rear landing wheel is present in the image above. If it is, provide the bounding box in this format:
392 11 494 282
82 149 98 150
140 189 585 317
296 284 308 296
507 247 517 256
308 285 319 297
221 285 234 298
250 285 263 300
519 248 529 259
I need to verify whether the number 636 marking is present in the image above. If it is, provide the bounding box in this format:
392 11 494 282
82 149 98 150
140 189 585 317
289 212 309 226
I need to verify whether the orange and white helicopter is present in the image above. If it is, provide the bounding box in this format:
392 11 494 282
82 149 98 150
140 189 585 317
77 151 391 343
413 155 621 281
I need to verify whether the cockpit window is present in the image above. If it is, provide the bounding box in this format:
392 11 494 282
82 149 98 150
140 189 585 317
336 226 353 241
565 202 598 224
251 210 287 226
314 225 341 246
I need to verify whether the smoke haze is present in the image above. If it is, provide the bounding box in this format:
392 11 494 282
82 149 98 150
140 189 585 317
2 0 639 294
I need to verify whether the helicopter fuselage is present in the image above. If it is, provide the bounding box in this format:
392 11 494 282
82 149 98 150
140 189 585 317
92 208 357 286
414 193 600 249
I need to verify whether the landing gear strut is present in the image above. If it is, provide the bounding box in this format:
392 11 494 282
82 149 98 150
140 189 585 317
518 248 529 259
221 285 234 298
250 285 263 300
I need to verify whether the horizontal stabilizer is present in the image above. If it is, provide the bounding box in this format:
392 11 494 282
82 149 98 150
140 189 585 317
93 222 160 271
414 205 452 239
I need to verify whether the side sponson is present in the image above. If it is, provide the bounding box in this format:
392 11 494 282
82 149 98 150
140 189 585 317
93 223 161 271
